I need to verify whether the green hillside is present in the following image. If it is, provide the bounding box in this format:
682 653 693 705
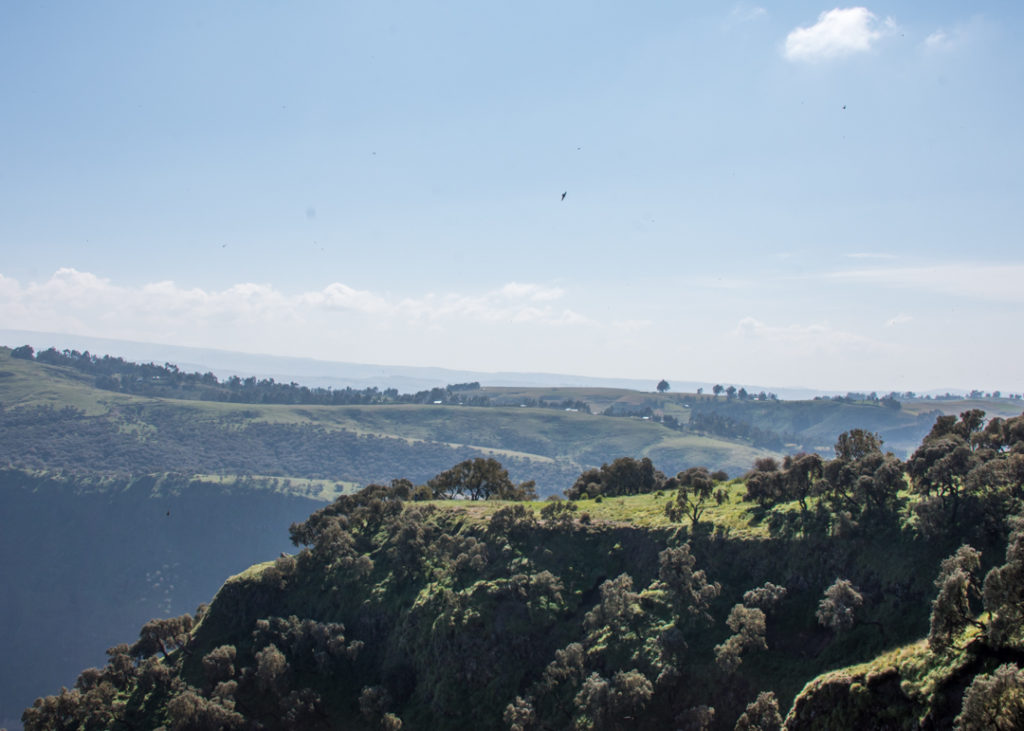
4 345 1017 496
0 347 782 491
21 407 1024 729
6 344 1024 729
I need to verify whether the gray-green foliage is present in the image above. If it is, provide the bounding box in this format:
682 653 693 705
907 411 1024 535
664 467 720 528
201 645 237 689
955 663 1024 730
541 499 579 527
572 670 653 730
676 704 715 730
656 543 721 622
742 582 787 612
734 691 782 731
566 457 664 500
983 517 1024 647
928 545 982 652
714 605 767 673
255 644 288 695
166 688 246 731
816 578 863 633
428 457 537 501
504 695 536 731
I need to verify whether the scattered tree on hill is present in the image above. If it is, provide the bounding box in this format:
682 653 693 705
676 704 715 730
744 458 785 507
714 604 767 673
504 696 536 731
132 613 195 660
656 543 722 623
540 499 579 527
834 429 884 461
818 430 904 521
360 685 402 729
565 457 664 500
928 545 983 652
657 379 670 393
778 454 819 511
816 578 863 633
664 467 727 529
955 663 1024 731
488 504 539 538
166 688 246 730
427 458 537 501
734 691 783 731
907 411 985 526
202 645 238 690
742 582 788 613
983 517 1024 648
573 669 654 730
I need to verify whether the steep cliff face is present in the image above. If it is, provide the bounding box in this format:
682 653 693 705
1 470 317 727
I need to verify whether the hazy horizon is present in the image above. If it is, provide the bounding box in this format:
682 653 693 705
3 3 1022 393
0 327 1005 400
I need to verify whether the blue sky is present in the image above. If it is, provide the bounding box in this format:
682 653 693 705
1 2 1022 392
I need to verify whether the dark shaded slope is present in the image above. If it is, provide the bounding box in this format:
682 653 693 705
0 471 318 728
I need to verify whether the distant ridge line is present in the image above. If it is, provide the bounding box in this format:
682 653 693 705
0 328 840 399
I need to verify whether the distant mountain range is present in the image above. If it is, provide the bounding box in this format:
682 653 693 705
0 328 837 399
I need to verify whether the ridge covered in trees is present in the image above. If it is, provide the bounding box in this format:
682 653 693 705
23 409 1024 729
13 342 1013 460
11 345 589 411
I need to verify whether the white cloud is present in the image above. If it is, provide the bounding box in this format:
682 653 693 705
302 283 391 314
784 7 895 62
0 270 591 348
885 313 913 327
730 4 767 23
827 264 1024 303
846 252 896 260
497 282 565 302
923 23 975 53
734 316 887 355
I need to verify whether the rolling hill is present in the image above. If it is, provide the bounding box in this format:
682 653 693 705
4 343 1022 728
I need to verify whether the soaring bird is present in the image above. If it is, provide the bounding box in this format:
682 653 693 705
561 191 567 201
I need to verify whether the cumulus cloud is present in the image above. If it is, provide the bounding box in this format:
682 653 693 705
827 264 1024 303
497 282 565 302
302 283 391 314
0 269 592 352
784 7 895 62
